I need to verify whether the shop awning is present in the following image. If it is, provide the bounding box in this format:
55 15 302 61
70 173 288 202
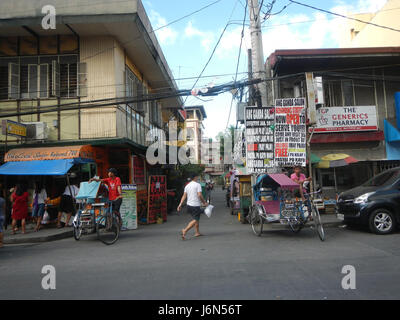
0 158 93 176
311 131 384 144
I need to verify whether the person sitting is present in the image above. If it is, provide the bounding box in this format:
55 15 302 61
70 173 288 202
290 166 311 201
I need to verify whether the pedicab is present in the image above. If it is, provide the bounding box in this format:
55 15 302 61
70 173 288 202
72 181 121 245
249 173 325 241
229 174 252 223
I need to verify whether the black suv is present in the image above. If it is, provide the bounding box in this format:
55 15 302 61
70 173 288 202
336 167 400 234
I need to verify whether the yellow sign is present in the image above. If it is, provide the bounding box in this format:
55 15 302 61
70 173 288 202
2 120 27 137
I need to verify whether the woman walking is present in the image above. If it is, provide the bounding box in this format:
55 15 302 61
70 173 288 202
11 184 29 234
0 187 5 248
32 181 47 232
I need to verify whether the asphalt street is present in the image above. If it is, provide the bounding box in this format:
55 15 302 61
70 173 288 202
1 189 399 300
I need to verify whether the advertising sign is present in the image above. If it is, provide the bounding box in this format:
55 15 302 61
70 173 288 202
132 155 145 185
245 106 275 174
4 145 95 162
314 106 378 133
120 184 137 230
274 98 307 167
147 175 167 224
2 120 27 138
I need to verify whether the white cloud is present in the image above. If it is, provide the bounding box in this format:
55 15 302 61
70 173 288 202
184 21 215 51
149 10 178 46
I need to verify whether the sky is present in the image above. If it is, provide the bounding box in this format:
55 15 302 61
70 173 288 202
142 0 388 139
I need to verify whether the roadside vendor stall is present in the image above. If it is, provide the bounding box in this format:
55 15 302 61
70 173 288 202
0 146 97 226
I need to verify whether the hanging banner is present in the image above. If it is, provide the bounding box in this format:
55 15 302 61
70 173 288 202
245 106 275 174
274 98 307 167
147 175 167 224
120 184 137 230
314 106 378 133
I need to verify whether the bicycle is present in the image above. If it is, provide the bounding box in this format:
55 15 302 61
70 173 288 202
72 181 120 245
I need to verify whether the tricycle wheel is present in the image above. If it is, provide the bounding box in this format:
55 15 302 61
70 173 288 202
311 203 325 241
251 206 263 236
97 213 120 245
73 226 82 241
289 221 302 233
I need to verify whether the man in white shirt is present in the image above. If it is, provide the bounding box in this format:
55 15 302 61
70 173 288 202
177 174 208 240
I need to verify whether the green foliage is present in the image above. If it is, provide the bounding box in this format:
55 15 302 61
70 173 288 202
177 164 205 180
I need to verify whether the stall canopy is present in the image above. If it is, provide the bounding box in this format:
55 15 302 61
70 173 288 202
0 145 95 176
0 158 93 176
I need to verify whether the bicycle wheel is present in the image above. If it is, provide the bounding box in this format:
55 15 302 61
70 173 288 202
289 220 302 233
311 203 325 241
72 216 82 241
73 225 82 240
251 206 264 236
97 212 120 245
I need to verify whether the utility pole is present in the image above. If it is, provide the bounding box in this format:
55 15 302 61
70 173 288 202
248 0 268 107
247 49 255 106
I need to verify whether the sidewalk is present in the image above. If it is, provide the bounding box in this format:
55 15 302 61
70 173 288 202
2 222 73 245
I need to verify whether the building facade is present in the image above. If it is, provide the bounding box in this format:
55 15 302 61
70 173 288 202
184 106 207 164
0 0 184 183
339 0 400 48
266 47 400 196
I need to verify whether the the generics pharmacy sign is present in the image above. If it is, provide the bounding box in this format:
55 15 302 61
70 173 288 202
315 106 378 133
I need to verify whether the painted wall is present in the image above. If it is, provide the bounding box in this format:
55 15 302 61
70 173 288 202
339 0 400 48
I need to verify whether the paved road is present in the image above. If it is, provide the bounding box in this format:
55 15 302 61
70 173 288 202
1 189 399 300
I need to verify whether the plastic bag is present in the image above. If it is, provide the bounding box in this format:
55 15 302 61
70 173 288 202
41 210 49 224
204 205 214 218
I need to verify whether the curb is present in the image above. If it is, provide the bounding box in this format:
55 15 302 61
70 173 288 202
3 230 73 245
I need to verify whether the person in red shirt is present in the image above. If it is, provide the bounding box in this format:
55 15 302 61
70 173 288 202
90 168 123 215
10 184 29 234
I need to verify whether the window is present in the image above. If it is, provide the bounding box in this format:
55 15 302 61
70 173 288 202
125 67 143 111
0 66 7 99
60 63 77 98
342 80 354 106
1 55 81 100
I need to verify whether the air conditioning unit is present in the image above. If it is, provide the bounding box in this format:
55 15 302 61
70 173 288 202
24 122 49 140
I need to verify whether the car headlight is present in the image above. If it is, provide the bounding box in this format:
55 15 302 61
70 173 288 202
354 192 374 204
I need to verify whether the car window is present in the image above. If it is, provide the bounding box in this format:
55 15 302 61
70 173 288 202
363 170 400 187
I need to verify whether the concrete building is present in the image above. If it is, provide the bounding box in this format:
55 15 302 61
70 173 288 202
184 105 207 164
0 0 184 183
339 0 400 48
266 47 400 196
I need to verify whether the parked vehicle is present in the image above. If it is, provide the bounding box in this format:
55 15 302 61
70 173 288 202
336 167 400 234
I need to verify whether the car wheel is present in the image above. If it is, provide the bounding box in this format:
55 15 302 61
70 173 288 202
369 209 396 235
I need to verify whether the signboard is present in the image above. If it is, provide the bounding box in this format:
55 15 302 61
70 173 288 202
4 145 95 162
2 120 27 138
314 106 378 133
132 156 145 185
274 98 307 167
147 175 167 224
120 184 137 230
245 107 275 174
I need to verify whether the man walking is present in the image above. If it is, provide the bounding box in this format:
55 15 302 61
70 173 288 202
177 174 208 240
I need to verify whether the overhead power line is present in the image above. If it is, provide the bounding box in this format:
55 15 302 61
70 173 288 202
226 0 248 129
288 0 400 33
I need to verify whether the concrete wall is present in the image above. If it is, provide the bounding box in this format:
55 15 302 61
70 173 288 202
339 0 400 48
0 0 137 19
80 36 116 139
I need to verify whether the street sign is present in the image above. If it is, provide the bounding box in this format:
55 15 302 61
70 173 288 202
1 120 27 138
274 98 307 167
245 106 275 174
